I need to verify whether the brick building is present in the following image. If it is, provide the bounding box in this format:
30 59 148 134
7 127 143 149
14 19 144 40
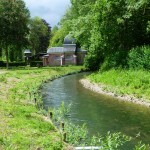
42 35 87 66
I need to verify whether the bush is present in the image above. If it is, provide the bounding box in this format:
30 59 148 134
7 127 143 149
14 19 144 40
30 61 43 67
100 51 128 71
0 61 26 67
0 61 5 67
128 46 150 70
9 62 26 67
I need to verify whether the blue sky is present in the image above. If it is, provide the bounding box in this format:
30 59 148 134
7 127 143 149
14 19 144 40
24 0 70 27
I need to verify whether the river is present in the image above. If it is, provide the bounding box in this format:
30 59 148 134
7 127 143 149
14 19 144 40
42 73 150 146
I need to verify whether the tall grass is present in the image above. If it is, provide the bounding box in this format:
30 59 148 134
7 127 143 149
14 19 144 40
88 69 150 100
0 66 82 150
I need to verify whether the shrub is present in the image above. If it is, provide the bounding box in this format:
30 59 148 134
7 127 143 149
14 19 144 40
128 46 150 70
100 51 128 71
9 62 26 67
0 61 26 67
0 61 5 67
30 61 43 67
84 54 103 71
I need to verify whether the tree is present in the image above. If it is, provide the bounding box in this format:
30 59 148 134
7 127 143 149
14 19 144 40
49 26 69 47
38 19 51 53
28 17 50 54
0 48 2 60
0 0 30 68
51 0 150 70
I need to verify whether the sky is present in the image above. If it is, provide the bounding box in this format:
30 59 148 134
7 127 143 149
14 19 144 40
23 0 70 28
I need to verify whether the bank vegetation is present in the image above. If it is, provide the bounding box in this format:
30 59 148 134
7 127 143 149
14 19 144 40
0 66 82 150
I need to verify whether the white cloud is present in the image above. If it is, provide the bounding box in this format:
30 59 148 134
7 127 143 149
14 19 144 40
23 0 70 27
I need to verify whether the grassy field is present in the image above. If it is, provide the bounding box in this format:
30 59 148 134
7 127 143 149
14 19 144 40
87 69 150 101
0 66 82 150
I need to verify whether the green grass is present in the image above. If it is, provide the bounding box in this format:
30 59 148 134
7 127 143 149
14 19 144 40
88 69 150 101
0 66 82 150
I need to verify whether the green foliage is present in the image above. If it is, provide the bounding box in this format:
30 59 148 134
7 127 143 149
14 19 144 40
64 123 88 146
0 66 82 149
30 61 43 67
53 102 72 122
8 62 26 67
134 142 150 150
128 46 150 70
84 53 102 71
38 19 51 53
88 69 150 100
0 61 26 67
0 0 30 68
49 26 69 47
0 60 5 67
100 51 128 71
28 17 50 54
147 21 150 33
53 0 150 70
90 132 131 150
0 75 7 83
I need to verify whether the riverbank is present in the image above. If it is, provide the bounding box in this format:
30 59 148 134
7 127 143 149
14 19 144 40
0 66 82 150
80 69 150 107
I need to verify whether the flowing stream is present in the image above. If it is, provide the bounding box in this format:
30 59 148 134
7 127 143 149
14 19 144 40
42 73 150 145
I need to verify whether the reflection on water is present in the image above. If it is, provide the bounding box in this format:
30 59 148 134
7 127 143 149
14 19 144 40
42 73 150 144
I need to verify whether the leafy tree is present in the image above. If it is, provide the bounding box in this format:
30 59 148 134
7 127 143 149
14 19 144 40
28 17 50 54
49 8 73 47
51 0 150 70
51 25 59 37
38 19 51 53
0 0 30 68
49 26 69 47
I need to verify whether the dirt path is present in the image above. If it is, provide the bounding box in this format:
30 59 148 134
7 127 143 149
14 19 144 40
0 70 7 74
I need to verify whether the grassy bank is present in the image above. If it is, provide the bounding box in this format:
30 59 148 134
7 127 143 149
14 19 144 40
0 66 82 150
87 69 150 102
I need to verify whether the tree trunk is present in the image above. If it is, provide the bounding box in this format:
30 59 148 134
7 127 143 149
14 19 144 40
5 46 9 69
0 48 2 60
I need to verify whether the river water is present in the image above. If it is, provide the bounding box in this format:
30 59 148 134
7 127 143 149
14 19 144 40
42 73 150 145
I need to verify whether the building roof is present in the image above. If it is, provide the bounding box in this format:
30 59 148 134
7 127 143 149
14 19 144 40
47 45 76 54
64 45 76 52
47 35 87 54
24 49 31 54
47 47 64 54
64 35 76 44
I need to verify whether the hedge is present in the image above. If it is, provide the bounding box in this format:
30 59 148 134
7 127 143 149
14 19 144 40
30 61 43 67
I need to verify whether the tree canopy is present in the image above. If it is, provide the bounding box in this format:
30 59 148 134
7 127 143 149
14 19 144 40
28 17 51 54
50 0 150 70
0 0 30 68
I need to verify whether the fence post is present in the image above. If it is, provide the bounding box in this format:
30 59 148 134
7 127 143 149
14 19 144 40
63 132 66 142
50 112 53 119
34 97 37 104
61 122 65 131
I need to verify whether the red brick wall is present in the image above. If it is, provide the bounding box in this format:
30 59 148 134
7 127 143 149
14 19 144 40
48 54 62 66
64 53 75 65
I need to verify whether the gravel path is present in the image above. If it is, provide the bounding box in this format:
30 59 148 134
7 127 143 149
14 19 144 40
80 78 150 108
0 70 7 74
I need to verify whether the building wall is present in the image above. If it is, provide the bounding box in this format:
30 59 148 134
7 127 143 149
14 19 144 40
43 57 49 66
64 53 75 65
46 53 77 66
48 54 62 66
43 50 86 66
